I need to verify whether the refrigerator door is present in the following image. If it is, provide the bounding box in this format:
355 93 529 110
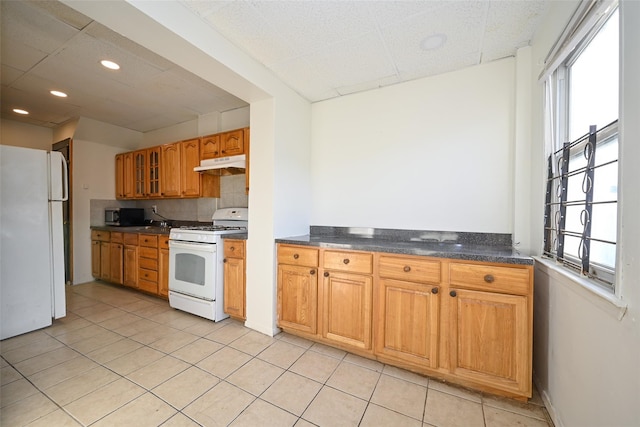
48 152 67 319
1 146 54 339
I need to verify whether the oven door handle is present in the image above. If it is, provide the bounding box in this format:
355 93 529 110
169 240 217 252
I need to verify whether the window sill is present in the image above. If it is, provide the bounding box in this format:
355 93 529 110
533 256 628 320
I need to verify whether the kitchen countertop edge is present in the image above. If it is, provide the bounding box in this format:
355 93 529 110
276 235 534 266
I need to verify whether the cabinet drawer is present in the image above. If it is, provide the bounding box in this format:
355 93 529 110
224 240 245 258
278 245 318 267
124 233 138 245
139 257 158 270
139 246 158 259
138 268 158 283
139 234 158 248
449 262 531 295
91 230 110 242
378 255 441 283
138 278 158 293
159 236 170 249
323 250 372 274
110 232 123 244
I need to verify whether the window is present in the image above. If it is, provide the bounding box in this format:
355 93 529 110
543 5 619 290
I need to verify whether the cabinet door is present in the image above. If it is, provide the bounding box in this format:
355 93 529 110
133 150 147 198
124 245 138 288
376 279 439 367
161 143 181 197
224 256 245 319
277 264 318 334
110 243 124 285
100 241 110 280
115 154 124 199
180 139 201 197
449 288 531 397
147 147 161 198
200 135 220 159
321 271 372 351
220 129 244 156
91 240 101 278
123 152 135 198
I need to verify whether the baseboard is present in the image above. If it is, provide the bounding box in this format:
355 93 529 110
533 375 563 427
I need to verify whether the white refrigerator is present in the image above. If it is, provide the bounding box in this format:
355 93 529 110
1 145 68 340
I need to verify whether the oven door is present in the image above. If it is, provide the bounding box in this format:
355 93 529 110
169 240 217 300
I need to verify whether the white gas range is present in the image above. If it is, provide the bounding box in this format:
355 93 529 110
168 207 248 321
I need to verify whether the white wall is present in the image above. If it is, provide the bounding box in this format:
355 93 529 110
1 119 53 150
530 2 640 426
311 58 515 233
72 139 128 284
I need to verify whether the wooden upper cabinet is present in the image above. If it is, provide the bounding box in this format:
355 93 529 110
133 149 147 198
180 138 201 197
161 143 181 197
147 147 161 198
220 129 244 157
115 154 124 199
200 134 220 160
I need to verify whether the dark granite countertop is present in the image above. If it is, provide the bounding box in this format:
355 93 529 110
276 227 533 265
91 225 171 235
222 233 248 240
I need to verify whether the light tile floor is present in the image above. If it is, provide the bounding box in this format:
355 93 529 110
1 281 554 426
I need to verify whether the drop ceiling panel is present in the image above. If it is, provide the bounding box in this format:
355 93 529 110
0 1 78 54
2 0 549 133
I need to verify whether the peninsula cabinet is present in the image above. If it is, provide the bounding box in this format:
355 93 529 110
276 243 534 400
223 239 246 320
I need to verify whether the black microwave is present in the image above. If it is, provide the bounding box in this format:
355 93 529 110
105 208 145 226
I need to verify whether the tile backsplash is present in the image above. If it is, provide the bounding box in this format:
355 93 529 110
90 174 248 226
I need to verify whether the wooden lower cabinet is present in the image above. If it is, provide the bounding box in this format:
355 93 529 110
91 229 169 299
321 270 372 350
376 278 440 368
123 233 138 288
158 236 169 298
277 243 534 400
223 239 246 320
138 234 159 294
277 264 318 334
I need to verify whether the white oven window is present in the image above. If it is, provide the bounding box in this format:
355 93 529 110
175 253 205 286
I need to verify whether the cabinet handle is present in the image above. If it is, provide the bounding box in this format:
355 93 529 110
403 265 411 272
230 246 235 251
223 259 227 263
343 258 350 265
324 272 329 277
450 290 457 297
293 253 299 259
484 274 495 283
431 287 438 294
310 269 315 275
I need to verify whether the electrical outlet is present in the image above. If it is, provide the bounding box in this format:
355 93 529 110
152 205 157 214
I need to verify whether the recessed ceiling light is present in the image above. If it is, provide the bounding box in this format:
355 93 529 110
50 90 67 97
100 60 120 70
420 33 447 51
13 108 29 115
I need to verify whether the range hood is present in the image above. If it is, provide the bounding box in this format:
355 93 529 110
194 154 246 173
